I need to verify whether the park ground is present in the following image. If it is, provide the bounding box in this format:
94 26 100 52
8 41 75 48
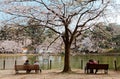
0 69 120 79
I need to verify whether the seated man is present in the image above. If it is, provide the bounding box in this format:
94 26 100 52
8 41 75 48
85 59 98 74
34 60 42 73
24 60 31 73
34 60 39 65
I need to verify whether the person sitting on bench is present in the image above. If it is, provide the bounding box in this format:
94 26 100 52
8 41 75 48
86 59 98 73
24 59 31 73
34 60 39 65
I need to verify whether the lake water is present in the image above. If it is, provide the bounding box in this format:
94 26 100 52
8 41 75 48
0 54 120 70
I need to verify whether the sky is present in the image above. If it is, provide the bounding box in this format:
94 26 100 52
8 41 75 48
105 0 120 24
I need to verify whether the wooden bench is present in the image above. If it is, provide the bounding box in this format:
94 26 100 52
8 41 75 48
85 64 109 74
15 65 41 74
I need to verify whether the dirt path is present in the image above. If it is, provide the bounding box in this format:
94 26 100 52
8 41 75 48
0 69 120 79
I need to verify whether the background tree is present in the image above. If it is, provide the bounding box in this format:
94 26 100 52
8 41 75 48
0 26 8 40
0 0 110 72
0 25 20 41
91 22 120 52
23 19 45 52
91 23 113 50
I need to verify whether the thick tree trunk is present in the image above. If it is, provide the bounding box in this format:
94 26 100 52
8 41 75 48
62 43 71 72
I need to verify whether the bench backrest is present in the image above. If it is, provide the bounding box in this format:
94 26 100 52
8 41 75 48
86 64 109 69
15 65 39 70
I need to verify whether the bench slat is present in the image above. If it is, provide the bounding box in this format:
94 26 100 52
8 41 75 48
87 64 108 69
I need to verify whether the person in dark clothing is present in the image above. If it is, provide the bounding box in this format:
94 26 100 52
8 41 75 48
24 60 30 65
24 59 31 73
86 59 98 74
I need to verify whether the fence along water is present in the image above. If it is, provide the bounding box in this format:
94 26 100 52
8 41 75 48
0 59 119 71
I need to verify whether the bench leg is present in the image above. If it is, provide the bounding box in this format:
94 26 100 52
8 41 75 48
86 69 90 74
86 69 91 74
87 69 89 74
35 70 39 73
84 67 90 74
95 69 98 74
90 69 94 74
15 70 18 74
104 70 108 74
26 70 31 73
40 69 42 73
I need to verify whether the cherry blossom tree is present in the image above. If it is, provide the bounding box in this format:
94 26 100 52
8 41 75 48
0 0 110 72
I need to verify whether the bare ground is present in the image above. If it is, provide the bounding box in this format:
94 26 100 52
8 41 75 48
0 69 120 79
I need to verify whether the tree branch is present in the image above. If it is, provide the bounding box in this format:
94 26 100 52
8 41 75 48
47 35 60 50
